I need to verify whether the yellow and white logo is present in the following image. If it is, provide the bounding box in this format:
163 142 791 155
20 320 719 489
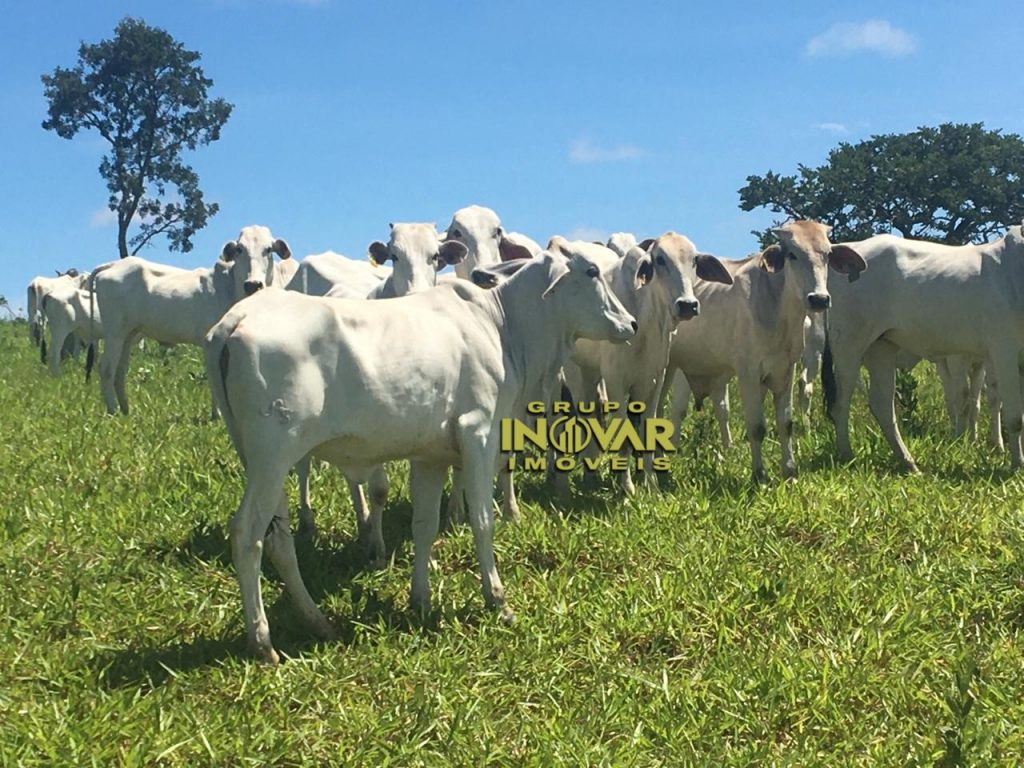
501 401 676 472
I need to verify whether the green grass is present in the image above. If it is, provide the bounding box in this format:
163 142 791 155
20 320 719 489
1 320 1022 766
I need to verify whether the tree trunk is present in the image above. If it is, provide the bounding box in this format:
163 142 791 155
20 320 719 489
118 219 129 259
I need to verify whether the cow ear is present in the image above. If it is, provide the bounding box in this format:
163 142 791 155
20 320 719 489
471 268 501 288
221 241 241 262
638 238 656 252
541 254 571 299
368 241 390 265
499 236 535 262
695 254 734 285
272 238 292 260
759 244 785 273
634 255 654 289
828 244 867 275
546 236 572 257
438 240 468 266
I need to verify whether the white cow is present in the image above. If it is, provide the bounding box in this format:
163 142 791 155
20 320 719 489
824 224 1024 471
41 285 104 377
443 205 540 279
798 311 989 440
91 225 292 415
28 270 88 356
204 250 636 663
668 221 866 482
286 251 391 298
563 233 733 494
663 255 754 449
289 224 469 555
606 232 639 258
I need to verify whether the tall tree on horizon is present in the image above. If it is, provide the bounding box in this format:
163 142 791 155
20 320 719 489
42 17 233 259
739 123 1024 247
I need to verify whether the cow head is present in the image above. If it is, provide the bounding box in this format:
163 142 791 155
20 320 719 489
536 250 636 343
221 225 292 298
760 221 867 312
639 233 733 322
368 223 467 295
444 205 535 280
606 232 639 258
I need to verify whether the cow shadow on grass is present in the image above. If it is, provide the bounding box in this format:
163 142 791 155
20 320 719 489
100 497 491 689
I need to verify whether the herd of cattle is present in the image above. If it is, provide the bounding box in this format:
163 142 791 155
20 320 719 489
25 205 1024 663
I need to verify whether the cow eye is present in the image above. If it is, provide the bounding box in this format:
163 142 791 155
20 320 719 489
452 229 463 239
787 252 797 261
586 266 599 278
655 255 666 266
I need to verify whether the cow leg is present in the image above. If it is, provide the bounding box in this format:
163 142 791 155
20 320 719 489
230 476 286 664
113 333 138 415
603 384 637 496
737 371 768 484
408 461 446 615
295 454 316 537
771 367 798 479
363 465 388 570
863 340 918 473
989 351 1024 468
263 493 334 642
343 474 384 570
634 376 667 492
445 469 466 527
966 361 985 442
48 326 69 377
460 435 510 620
711 375 732 450
828 344 863 464
937 357 970 438
98 334 125 415
498 463 520 521
669 368 692 444
986 373 1004 451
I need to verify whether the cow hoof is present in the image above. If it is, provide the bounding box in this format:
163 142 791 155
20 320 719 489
409 595 432 617
367 550 387 572
503 501 521 522
751 470 768 486
782 464 798 481
901 461 921 475
498 605 515 625
249 643 281 666
311 617 336 641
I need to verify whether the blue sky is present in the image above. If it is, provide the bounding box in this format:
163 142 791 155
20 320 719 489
3 0 1023 314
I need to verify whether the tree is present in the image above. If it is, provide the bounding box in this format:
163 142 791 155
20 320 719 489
42 17 233 259
739 123 1024 247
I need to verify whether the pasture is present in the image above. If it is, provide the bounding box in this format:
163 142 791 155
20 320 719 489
1 320 1022 766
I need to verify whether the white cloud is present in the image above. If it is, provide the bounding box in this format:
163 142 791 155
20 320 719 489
568 139 644 164
806 20 916 58
565 226 608 243
89 207 118 228
815 122 849 134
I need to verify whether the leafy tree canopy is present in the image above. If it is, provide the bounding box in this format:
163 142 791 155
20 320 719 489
739 122 1024 247
42 17 232 258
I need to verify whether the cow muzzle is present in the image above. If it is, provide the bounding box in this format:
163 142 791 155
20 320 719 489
807 292 831 311
243 280 264 296
674 298 700 320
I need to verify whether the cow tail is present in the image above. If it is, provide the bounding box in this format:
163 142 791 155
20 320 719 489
85 343 96 382
822 312 836 421
39 294 48 365
204 312 246 459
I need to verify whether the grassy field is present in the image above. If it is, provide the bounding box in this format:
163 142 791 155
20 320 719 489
1 320 1022 766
